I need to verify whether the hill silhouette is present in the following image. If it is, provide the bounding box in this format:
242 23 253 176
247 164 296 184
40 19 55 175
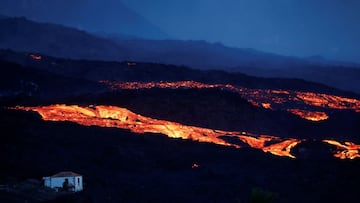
0 16 359 93
0 0 167 39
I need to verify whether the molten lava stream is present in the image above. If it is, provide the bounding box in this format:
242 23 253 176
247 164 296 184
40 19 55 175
287 109 329 121
323 140 360 159
15 104 302 158
100 80 360 121
295 92 360 111
239 135 301 159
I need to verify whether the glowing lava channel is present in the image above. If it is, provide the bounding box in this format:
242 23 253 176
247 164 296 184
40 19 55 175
287 109 329 121
100 81 360 121
323 140 360 159
15 104 302 158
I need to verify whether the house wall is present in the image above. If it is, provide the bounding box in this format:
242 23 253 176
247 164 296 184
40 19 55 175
74 176 83 192
43 176 83 192
50 177 68 189
43 177 51 187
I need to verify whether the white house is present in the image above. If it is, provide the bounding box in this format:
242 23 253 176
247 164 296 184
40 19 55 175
43 171 83 192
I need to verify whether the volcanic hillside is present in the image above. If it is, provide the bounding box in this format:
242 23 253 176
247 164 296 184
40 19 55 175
1 49 360 202
1 17 360 93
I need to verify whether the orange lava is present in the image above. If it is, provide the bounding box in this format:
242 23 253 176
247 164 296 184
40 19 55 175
323 140 360 159
261 103 272 109
30 54 42 60
287 109 329 121
296 92 360 111
15 104 301 158
100 80 360 121
101 81 222 90
239 135 301 158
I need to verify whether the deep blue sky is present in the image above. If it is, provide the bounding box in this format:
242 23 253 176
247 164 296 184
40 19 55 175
1 0 359 63
121 0 360 63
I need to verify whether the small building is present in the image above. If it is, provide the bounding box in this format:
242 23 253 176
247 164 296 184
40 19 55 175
43 171 83 192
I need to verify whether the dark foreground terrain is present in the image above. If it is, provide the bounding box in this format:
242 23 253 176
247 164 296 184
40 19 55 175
1 108 360 203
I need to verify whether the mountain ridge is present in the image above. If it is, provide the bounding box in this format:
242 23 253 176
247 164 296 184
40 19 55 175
1 16 360 93
0 0 168 39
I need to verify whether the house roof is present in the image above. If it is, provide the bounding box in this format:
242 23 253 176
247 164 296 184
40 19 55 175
51 171 81 177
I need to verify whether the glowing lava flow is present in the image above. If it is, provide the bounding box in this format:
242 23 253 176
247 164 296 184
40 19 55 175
296 92 360 111
100 81 360 121
323 140 360 159
239 135 300 158
287 109 329 121
15 104 301 158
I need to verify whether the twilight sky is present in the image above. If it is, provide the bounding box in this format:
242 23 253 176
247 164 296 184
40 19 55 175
121 0 360 62
0 0 359 62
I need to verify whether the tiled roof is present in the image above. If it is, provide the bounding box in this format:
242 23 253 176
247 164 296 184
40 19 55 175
51 171 81 177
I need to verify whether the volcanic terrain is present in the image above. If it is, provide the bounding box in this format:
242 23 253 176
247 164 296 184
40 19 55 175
0 49 360 202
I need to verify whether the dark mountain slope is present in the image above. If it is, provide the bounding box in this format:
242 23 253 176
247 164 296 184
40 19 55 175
111 38 308 69
1 49 356 98
0 0 167 39
1 51 359 140
235 65 360 94
110 38 360 94
0 17 130 61
1 51 358 142
0 60 104 104
0 17 359 93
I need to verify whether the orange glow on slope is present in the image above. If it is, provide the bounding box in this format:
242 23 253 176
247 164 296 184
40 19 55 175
239 135 301 158
323 140 360 159
100 81 360 121
287 109 329 121
30 54 42 60
239 135 275 149
15 104 301 158
262 139 301 158
296 92 360 111
261 103 272 109
101 81 222 90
